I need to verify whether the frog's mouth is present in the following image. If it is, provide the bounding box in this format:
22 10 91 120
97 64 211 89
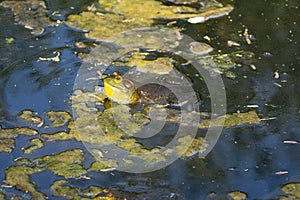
104 72 140 104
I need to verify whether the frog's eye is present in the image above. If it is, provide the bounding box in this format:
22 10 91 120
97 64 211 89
106 193 114 197
123 79 133 89
112 71 120 77
114 75 123 83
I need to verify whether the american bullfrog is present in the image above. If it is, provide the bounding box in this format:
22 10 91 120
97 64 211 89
104 71 181 106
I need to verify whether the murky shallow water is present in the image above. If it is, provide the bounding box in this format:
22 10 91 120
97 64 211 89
0 0 300 199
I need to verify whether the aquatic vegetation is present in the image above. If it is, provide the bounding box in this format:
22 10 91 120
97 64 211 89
4 149 88 199
14 158 33 166
5 166 46 199
199 111 260 128
22 138 44 154
228 191 248 200
18 110 43 127
176 135 208 157
41 131 74 141
114 52 175 74
0 126 38 153
81 186 105 198
5 37 14 44
51 180 83 200
0 0 56 35
0 191 5 199
66 0 233 40
46 111 72 127
88 160 118 172
34 149 86 178
281 182 300 199
0 138 14 153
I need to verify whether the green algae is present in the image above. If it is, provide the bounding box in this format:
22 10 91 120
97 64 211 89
114 52 175 74
51 180 83 200
22 138 44 154
0 139 15 153
14 127 39 136
34 149 86 178
41 131 74 141
66 0 232 40
4 149 90 199
280 182 300 199
225 71 237 79
5 37 14 44
191 50 255 75
176 135 208 157
18 110 43 126
0 0 55 35
228 191 248 200
14 158 33 166
82 186 105 198
0 192 5 199
50 178 183 200
71 90 106 104
88 160 118 172
70 89 260 168
46 111 72 127
5 166 46 200
0 126 38 153
51 180 115 200
199 111 260 128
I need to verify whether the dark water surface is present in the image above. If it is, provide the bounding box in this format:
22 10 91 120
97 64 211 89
0 0 300 199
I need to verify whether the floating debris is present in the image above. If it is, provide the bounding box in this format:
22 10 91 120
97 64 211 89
274 82 282 88
37 51 61 62
275 171 289 175
203 35 211 42
189 41 213 55
166 20 177 26
246 104 259 108
260 116 277 121
249 64 256 70
283 140 299 144
225 71 237 79
227 40 241 47
274 71 280 79
262 52 272 57
243 27 251 45
188 4 234 24
188 16 206 23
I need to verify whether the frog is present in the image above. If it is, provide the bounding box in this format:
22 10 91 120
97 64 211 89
104 71 183 106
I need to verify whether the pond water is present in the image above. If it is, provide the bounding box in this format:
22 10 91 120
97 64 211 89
0 0 300 199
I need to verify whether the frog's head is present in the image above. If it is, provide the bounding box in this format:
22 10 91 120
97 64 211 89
104 71 139 104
